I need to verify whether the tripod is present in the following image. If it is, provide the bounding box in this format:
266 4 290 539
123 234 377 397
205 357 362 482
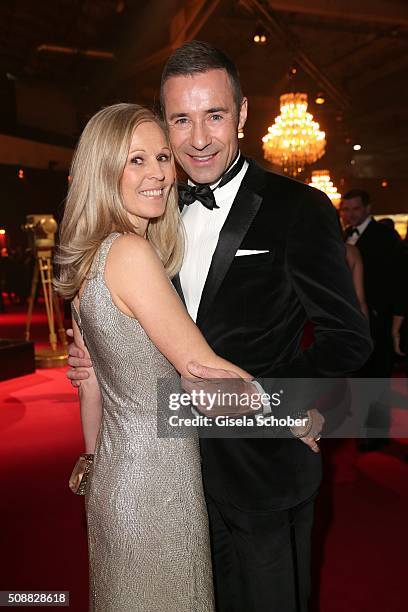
25 245 67 367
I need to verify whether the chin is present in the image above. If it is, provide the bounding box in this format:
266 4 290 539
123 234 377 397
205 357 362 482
188 167 223 185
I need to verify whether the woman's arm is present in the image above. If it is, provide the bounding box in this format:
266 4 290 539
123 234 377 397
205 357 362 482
392 314 406 356
105 234 250 379
346 244 369 317
71 306 103 453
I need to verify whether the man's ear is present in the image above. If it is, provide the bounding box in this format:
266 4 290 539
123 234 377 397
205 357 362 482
238 97 248 131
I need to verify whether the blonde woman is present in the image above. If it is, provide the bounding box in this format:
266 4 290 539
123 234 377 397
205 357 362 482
56 104 249 612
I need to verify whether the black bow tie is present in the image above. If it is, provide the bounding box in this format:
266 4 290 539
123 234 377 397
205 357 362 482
178 153 245 211
178 183 218 210
345 226 360 239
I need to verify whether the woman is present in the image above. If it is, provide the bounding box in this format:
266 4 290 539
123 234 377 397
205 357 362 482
55 103 251 611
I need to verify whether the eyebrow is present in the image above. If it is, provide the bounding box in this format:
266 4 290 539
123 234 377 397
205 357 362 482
168 107 229 121
128 146 170 154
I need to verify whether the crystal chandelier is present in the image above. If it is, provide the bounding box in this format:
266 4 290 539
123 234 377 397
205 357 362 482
308 170 341 207
262 93 326 176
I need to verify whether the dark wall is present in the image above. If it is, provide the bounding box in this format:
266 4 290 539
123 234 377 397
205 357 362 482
0 164 68 248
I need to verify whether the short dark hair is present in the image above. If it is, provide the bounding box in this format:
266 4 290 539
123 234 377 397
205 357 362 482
160 40 243 115
342 189 371 206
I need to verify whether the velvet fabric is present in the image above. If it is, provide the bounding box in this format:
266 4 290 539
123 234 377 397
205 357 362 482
175 159 372 512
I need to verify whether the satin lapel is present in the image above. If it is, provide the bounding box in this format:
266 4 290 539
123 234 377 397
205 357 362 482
172 273 186 307
172 194 187 306
196 161 266 327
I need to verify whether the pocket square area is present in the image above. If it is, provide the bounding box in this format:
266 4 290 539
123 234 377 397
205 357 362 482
235 249 270 256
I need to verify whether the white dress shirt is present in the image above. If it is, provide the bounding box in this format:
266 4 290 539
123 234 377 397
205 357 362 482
180 157 249 322
180 156 272 416
346 216 372 245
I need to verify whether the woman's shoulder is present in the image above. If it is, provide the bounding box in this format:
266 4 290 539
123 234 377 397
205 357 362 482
345 243 362 268
107 232 161 272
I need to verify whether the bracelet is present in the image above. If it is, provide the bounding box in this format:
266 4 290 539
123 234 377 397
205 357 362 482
80 453 95 461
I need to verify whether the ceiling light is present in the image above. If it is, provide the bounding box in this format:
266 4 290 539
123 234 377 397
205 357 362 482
308 170 341 207
262 92 326 176
253 27 267 44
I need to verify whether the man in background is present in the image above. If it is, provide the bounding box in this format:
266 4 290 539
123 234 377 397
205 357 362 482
341 189 400 449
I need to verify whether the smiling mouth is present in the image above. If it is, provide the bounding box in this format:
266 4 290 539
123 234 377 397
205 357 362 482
188 153 218 163
139 188 165 198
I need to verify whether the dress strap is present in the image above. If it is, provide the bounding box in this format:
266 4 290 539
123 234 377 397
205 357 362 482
93 232 122 278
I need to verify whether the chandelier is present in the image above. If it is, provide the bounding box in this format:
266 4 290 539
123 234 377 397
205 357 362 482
308 170 341 207
262 93 326 176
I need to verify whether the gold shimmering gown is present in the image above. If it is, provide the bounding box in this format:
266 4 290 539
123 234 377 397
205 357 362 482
72 233 214 612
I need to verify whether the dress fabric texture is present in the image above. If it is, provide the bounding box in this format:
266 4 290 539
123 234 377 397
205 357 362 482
72 233 214 612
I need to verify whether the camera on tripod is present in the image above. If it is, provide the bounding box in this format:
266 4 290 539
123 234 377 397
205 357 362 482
22 214 58 251
22 214 67 366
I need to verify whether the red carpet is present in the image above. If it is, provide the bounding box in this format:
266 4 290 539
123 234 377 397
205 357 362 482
1 305 407 611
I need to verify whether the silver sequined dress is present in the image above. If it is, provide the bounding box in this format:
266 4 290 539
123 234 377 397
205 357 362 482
72 233 214 612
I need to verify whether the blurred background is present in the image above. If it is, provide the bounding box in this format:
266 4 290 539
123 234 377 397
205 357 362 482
0 3 407 611
0 0 407 249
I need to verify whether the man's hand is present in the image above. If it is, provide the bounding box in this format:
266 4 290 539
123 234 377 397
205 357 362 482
290 408 325 453
66 328 93 388
184 362 325 451
181 361 257 417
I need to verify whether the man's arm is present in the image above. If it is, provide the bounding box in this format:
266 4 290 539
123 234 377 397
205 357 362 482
256 190 372 417
66 328 92 386
71 317 102 453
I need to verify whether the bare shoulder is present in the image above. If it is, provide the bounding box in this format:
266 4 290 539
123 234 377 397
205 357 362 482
107 233 161 272
346 243 359 261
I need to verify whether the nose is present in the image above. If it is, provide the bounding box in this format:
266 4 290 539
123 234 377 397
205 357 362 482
146 157 165 181
190 120 211 150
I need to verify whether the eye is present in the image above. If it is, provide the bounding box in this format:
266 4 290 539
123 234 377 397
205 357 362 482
130 156 143 165
157 153 171 162
210 114 223 121
174 117 190 126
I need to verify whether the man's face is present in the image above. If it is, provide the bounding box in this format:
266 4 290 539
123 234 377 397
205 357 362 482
163 69 247 184
340 196 370 227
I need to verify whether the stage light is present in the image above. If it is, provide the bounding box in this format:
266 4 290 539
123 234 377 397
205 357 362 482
315 93 325 105
0 229 5 235
353 144 361 151
381 180 388 188
18 168 24 179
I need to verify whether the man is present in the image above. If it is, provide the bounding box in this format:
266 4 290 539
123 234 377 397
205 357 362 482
340 189 399 449
69 42 371 611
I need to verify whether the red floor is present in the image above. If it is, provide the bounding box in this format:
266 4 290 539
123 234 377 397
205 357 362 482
1 303 408 611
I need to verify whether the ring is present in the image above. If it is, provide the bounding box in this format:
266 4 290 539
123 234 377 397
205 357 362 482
315 435 321 442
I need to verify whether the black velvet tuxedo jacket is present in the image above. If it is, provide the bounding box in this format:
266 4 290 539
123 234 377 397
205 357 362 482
174 159 372 511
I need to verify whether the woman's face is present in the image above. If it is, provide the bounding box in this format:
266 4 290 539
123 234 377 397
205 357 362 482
121 121 174 233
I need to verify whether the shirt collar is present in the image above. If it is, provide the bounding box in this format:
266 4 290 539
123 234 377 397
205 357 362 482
356 216 372 234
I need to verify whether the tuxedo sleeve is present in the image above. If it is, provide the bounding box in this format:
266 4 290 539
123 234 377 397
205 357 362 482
256 188 372 418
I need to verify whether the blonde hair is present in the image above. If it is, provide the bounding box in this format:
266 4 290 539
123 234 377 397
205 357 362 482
55 103 183 300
